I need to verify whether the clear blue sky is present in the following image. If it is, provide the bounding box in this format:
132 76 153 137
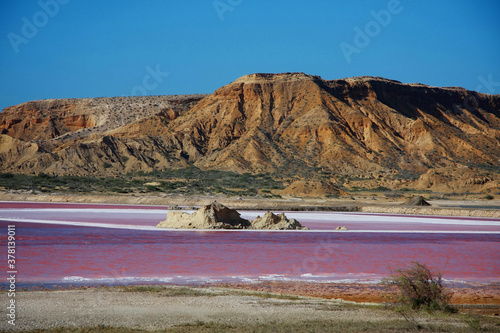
1 0 499 111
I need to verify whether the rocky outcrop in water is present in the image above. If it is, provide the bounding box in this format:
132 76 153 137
156 202 308 230
156 202 251 229
250 211 309 230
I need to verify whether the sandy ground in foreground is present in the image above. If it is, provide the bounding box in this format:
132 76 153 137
1 288 397 331
3 285 499 332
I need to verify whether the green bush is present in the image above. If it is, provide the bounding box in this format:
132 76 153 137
385 262 454 312
0 173 15 179
373 186 390 192
0 168 286 197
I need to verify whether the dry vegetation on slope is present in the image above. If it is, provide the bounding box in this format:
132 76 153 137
1 73 499 195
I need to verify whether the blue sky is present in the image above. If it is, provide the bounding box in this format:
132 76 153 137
1 0 499 111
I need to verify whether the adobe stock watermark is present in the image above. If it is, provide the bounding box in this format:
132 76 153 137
213 0 243 21
452 74 499 114
476 74 500 95
339 0 410 63
125 64 169 96
6 225 17 326
287 233 341 276
7 0 71 54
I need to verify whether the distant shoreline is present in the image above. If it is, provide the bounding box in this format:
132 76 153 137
1 192 499 218
2 217 499 233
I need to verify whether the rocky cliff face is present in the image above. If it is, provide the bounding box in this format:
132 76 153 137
1 73 499 193
0 95 206 175
182 73 500 176
0 95 205 141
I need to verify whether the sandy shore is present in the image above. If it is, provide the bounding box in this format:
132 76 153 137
213 281 500 307
1 192 500 217
3 285 499 332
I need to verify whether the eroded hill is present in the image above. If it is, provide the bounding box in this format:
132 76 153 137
1 73 499 194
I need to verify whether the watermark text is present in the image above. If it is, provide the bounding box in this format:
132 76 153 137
213 0 243 21
339 0 409 63
7 0 71 54
125 64 169 96
7 225 17 326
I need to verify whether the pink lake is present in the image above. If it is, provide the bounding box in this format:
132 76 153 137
1 202 499 287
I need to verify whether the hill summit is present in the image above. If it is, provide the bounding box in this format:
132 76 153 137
1 73 499 193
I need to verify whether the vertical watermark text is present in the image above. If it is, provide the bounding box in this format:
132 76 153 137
6 225 17 326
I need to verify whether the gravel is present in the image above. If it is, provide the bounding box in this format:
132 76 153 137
3 287 398 331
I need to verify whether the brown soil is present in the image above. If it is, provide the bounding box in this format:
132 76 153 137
213 281 500 315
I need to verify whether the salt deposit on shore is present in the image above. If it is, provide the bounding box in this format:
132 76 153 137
2 192 500 218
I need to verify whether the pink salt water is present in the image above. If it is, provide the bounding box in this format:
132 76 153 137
1 202 499 286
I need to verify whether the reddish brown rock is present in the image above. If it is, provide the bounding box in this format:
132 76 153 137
1 73 499 194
